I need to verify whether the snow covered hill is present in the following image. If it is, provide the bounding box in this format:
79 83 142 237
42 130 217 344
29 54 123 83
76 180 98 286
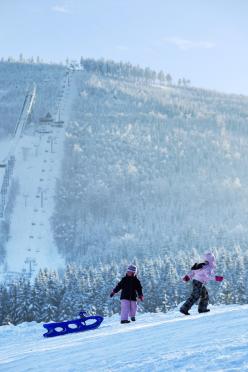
52 67 248 264
1 304 248 371
0 62 64 138
2 60 248 270
0 67 76 277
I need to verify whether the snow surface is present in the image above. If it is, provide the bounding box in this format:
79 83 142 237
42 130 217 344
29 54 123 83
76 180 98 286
0 168 4 192
1 304 248 371
0 70 76 277
0 139 12 163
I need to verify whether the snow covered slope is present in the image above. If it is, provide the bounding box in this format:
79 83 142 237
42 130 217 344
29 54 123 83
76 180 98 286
0 70 76 276
0 62 65 138
53 70 248 264
1 305 248 371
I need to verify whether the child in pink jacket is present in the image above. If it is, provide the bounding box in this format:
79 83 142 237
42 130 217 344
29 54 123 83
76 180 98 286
180 252 223 315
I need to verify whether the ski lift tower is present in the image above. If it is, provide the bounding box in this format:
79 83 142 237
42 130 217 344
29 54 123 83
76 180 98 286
24 257 37 279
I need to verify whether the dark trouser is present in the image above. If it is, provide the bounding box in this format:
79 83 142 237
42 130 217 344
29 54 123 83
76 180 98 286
181 280 209 312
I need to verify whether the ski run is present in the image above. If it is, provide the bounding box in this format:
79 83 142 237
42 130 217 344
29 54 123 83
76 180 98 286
0 70 77 278
1 305 248 371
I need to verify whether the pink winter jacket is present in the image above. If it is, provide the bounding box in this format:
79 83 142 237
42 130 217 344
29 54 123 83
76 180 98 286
188 253 216 284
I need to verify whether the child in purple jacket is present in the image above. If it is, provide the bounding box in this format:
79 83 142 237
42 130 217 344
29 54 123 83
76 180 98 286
110 264 144 324
180 252 223 315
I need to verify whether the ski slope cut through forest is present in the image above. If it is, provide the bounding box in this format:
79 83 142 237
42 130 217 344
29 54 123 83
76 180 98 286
1 305 248 371
0 69 77 277
1 59 248 284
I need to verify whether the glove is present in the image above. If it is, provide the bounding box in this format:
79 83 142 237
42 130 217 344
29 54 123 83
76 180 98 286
139 295 144 301
183 275 190 282
215 276 224 282
110 291 115 298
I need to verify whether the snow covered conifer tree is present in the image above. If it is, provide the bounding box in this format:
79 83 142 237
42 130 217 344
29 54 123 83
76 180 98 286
0 284 8 325
16 277 33 323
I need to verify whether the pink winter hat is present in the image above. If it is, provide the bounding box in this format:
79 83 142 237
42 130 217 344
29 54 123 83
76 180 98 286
127 264 137 274
203 252 216 267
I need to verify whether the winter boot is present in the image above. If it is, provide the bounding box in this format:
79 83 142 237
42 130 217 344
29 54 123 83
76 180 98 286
131 317 136 321
198 309 210 313
180 307 190 316
121 320 130 324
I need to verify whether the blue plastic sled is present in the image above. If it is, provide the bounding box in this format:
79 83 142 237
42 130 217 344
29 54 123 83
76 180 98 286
43 311 103 338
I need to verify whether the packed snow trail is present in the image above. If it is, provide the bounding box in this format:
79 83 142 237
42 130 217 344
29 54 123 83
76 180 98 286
1 305 248 371
1 70 77 277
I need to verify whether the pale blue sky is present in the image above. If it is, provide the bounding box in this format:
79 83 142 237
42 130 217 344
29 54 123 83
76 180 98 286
1 0 248 95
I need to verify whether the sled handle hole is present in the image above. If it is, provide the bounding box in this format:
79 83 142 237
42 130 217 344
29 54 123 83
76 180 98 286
54 327 65 332
83 319 96 326
67 323 78 329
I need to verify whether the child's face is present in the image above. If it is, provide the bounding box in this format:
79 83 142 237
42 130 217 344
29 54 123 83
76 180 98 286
127 271 134 277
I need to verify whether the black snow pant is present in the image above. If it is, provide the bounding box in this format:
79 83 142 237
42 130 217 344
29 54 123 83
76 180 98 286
181 280 209 313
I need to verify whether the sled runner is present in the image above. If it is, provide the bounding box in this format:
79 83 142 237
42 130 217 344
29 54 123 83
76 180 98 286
43 311 103 338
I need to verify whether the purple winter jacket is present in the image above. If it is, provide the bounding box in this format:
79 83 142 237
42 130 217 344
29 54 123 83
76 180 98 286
187 252 216 284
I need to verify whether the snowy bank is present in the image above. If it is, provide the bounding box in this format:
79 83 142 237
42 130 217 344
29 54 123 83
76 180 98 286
1 305 248 371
